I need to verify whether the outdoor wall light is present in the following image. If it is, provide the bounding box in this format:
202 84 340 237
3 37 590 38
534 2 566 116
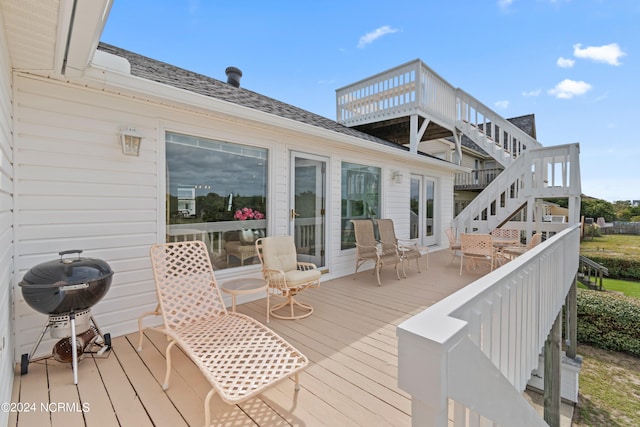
120 126 142 156
391 171 403 184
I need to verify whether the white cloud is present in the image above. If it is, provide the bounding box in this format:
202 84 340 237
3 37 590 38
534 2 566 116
556 57 575 68
357 25 399 48
494 100 509 109
498 0 513 10
548 79 592 99
573 43 626 66
522 89 541 97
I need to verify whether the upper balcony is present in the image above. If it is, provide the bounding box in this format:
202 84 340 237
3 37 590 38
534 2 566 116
336 59 542 167
335 59 456 146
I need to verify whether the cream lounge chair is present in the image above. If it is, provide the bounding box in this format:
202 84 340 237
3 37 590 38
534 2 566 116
351 219 402 286
148 240 308 426
256 236 321 320
376 218 427 273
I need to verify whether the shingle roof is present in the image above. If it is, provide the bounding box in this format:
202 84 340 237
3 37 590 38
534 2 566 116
97 43 410 152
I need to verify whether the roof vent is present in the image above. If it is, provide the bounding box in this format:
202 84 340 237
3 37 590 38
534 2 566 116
225 66 243 88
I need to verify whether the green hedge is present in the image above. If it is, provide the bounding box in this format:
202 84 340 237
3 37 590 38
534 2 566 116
585 255 640 281
576 289 640 357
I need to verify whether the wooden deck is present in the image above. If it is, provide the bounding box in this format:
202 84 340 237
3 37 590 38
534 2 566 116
8 249 496 427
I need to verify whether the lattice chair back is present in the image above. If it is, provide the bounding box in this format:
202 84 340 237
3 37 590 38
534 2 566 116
461 233 494 256
149 241 227 332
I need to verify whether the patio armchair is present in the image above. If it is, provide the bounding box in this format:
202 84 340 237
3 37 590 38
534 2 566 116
224 230 259 266
445 227 462 264
490 227 521 246
256 236 321 320
376 218 427 273
351 219 402 286
148 240 308 427
502 233 542 260
459 233 499 275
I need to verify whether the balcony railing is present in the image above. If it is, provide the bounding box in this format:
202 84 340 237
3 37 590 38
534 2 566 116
397 224 580 426
454 167 504 190
335 59 542 167
335 59 457 129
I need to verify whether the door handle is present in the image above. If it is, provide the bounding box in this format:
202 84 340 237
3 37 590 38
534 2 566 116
290 209 300 220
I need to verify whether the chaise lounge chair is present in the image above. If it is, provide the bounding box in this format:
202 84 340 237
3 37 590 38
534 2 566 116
148 240 308 426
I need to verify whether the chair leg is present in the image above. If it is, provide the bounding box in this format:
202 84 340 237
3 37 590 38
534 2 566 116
270 291 313 320
294 373 301 391
137 304 161 352
163 340 176 390
204 388 217 427
397 262 404 280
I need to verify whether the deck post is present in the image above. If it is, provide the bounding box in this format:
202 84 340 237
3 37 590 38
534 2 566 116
565 276 578 359
544 311 562 427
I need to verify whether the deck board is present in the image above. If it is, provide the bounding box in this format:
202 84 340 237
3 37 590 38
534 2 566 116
12 249 491 426
93 339 154 427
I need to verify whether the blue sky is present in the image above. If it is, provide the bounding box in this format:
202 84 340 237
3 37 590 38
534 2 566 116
101 0 639 202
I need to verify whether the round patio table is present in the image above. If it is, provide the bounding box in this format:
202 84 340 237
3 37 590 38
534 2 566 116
221 277 269 319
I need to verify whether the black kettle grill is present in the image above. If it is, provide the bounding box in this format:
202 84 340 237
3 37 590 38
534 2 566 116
19 250 114 384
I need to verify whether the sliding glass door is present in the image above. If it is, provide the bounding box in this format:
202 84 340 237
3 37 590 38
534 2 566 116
290 152 327 268
410 174 437 246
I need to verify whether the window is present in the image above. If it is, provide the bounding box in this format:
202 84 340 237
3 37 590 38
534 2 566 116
341 162 381 249
166 132 268 269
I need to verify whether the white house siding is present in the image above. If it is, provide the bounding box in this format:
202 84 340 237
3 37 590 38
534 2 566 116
12 69 459 361
13 73 162 360
0 12 14 425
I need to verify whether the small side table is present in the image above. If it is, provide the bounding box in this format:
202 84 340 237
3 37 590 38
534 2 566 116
221 278 269 321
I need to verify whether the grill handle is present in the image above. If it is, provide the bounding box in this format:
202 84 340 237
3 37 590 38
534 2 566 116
19 280 90 289
59 249 83 258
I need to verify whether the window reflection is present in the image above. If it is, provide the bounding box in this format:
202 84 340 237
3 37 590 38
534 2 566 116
166 132 268 269
341 162 381 249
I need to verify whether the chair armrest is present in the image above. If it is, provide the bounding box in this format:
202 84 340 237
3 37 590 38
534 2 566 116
354 243 382 256
262 267 288 290
397 240 418 249
296 262 318 271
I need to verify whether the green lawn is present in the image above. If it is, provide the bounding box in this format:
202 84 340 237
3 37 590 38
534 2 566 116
600 278 640 298
580 234 640 298
581 234 640 262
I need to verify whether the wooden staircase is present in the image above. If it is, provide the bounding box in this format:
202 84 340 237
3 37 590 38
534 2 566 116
453 144 582 235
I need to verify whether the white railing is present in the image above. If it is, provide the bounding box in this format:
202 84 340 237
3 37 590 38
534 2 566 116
335 59 541 166
167 219 316 258
397 224 580 426
335 59 456 128
456 90 542 165
453 143 581 234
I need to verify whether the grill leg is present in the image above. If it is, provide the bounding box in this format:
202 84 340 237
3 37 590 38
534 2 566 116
21 321 51 375
70 312 78 385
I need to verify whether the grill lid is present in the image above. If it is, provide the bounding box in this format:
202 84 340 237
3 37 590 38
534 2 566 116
20 250 113 288
19 250 114 315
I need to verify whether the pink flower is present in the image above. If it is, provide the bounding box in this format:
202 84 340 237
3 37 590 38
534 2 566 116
234 207 264 220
